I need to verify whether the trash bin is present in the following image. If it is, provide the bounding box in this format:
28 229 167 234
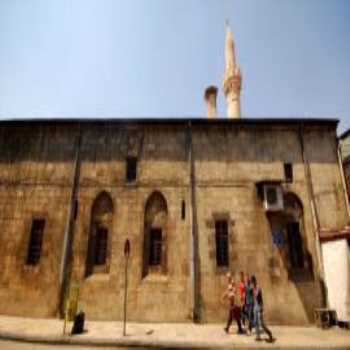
71 311 85 335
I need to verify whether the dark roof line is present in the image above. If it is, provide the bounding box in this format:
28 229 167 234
0 117 339 126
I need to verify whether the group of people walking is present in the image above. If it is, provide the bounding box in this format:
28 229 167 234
221 271 275 343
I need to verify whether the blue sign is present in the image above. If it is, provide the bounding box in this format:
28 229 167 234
272 230 284 247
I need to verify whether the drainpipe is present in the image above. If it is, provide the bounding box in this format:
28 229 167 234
298 124 326 306
188 121 201 323
58 123 82 317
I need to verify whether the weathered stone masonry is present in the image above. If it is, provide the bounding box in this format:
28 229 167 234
0 119 348 325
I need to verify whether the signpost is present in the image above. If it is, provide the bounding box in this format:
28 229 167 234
123 239 130 336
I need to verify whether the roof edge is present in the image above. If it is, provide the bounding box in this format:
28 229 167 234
0 117 339 126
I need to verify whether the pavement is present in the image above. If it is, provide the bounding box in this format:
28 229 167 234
0 315 349 349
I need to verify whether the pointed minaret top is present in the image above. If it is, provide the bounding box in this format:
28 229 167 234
225 20 236 73
223 20 242 119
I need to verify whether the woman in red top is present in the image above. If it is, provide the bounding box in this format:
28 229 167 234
238 271 247 328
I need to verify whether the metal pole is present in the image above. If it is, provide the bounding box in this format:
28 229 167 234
123 255 128 336
59 123 82 318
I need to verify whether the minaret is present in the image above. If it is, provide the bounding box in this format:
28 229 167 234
223 21 242 119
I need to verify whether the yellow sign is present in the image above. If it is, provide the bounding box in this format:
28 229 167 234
63 282 81 334
66 282 80 321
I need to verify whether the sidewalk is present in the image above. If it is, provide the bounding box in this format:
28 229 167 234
0 315 349 349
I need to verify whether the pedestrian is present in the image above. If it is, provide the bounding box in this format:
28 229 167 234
225 272 235 290
238 271 247 328
222 277 244 335
244 276 254 335
251 275 274 343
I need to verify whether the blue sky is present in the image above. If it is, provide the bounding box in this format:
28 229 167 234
0 0 350 132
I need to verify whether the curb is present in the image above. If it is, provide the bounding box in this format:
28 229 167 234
0 331 244 349
0 330 350 349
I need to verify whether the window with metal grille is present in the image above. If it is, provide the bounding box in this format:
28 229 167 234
95 227 108 265
181 200 185 220
286 222 304 268
26 219 45 265
215 220 229 267
284 163 293 182
149 228 162 266
126 157 137 182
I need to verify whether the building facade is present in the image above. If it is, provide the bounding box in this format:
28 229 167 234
0 118 348 325
0 25 348 325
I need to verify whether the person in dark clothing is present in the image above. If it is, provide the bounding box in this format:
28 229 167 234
222 284 244 335
251 275 274 343
244 276 255 334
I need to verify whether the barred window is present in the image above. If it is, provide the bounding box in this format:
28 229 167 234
26 219 45 265
181 200 186 220
215 220 229 267
126 157 137 182
85 191 113 276
95 227 108 265
149 228 162 266
284 163 293 182
142 191 168 277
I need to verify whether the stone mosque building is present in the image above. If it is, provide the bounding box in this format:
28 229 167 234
0 26 349 325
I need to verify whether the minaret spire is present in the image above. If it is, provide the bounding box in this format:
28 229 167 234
225 20 236 72
223 20 242 119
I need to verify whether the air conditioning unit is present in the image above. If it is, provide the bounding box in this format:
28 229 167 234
263 184 284 211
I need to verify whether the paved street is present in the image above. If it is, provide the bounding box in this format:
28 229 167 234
0 340 135 350
0 315 349 349
0 339 169 349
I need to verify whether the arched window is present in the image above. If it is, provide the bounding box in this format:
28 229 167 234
283 193 305 269
85 191 113 276
142 191 168 277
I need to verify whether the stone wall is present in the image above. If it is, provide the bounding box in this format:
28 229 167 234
194 124 347 325
0 125 77 317
0 120 347 325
